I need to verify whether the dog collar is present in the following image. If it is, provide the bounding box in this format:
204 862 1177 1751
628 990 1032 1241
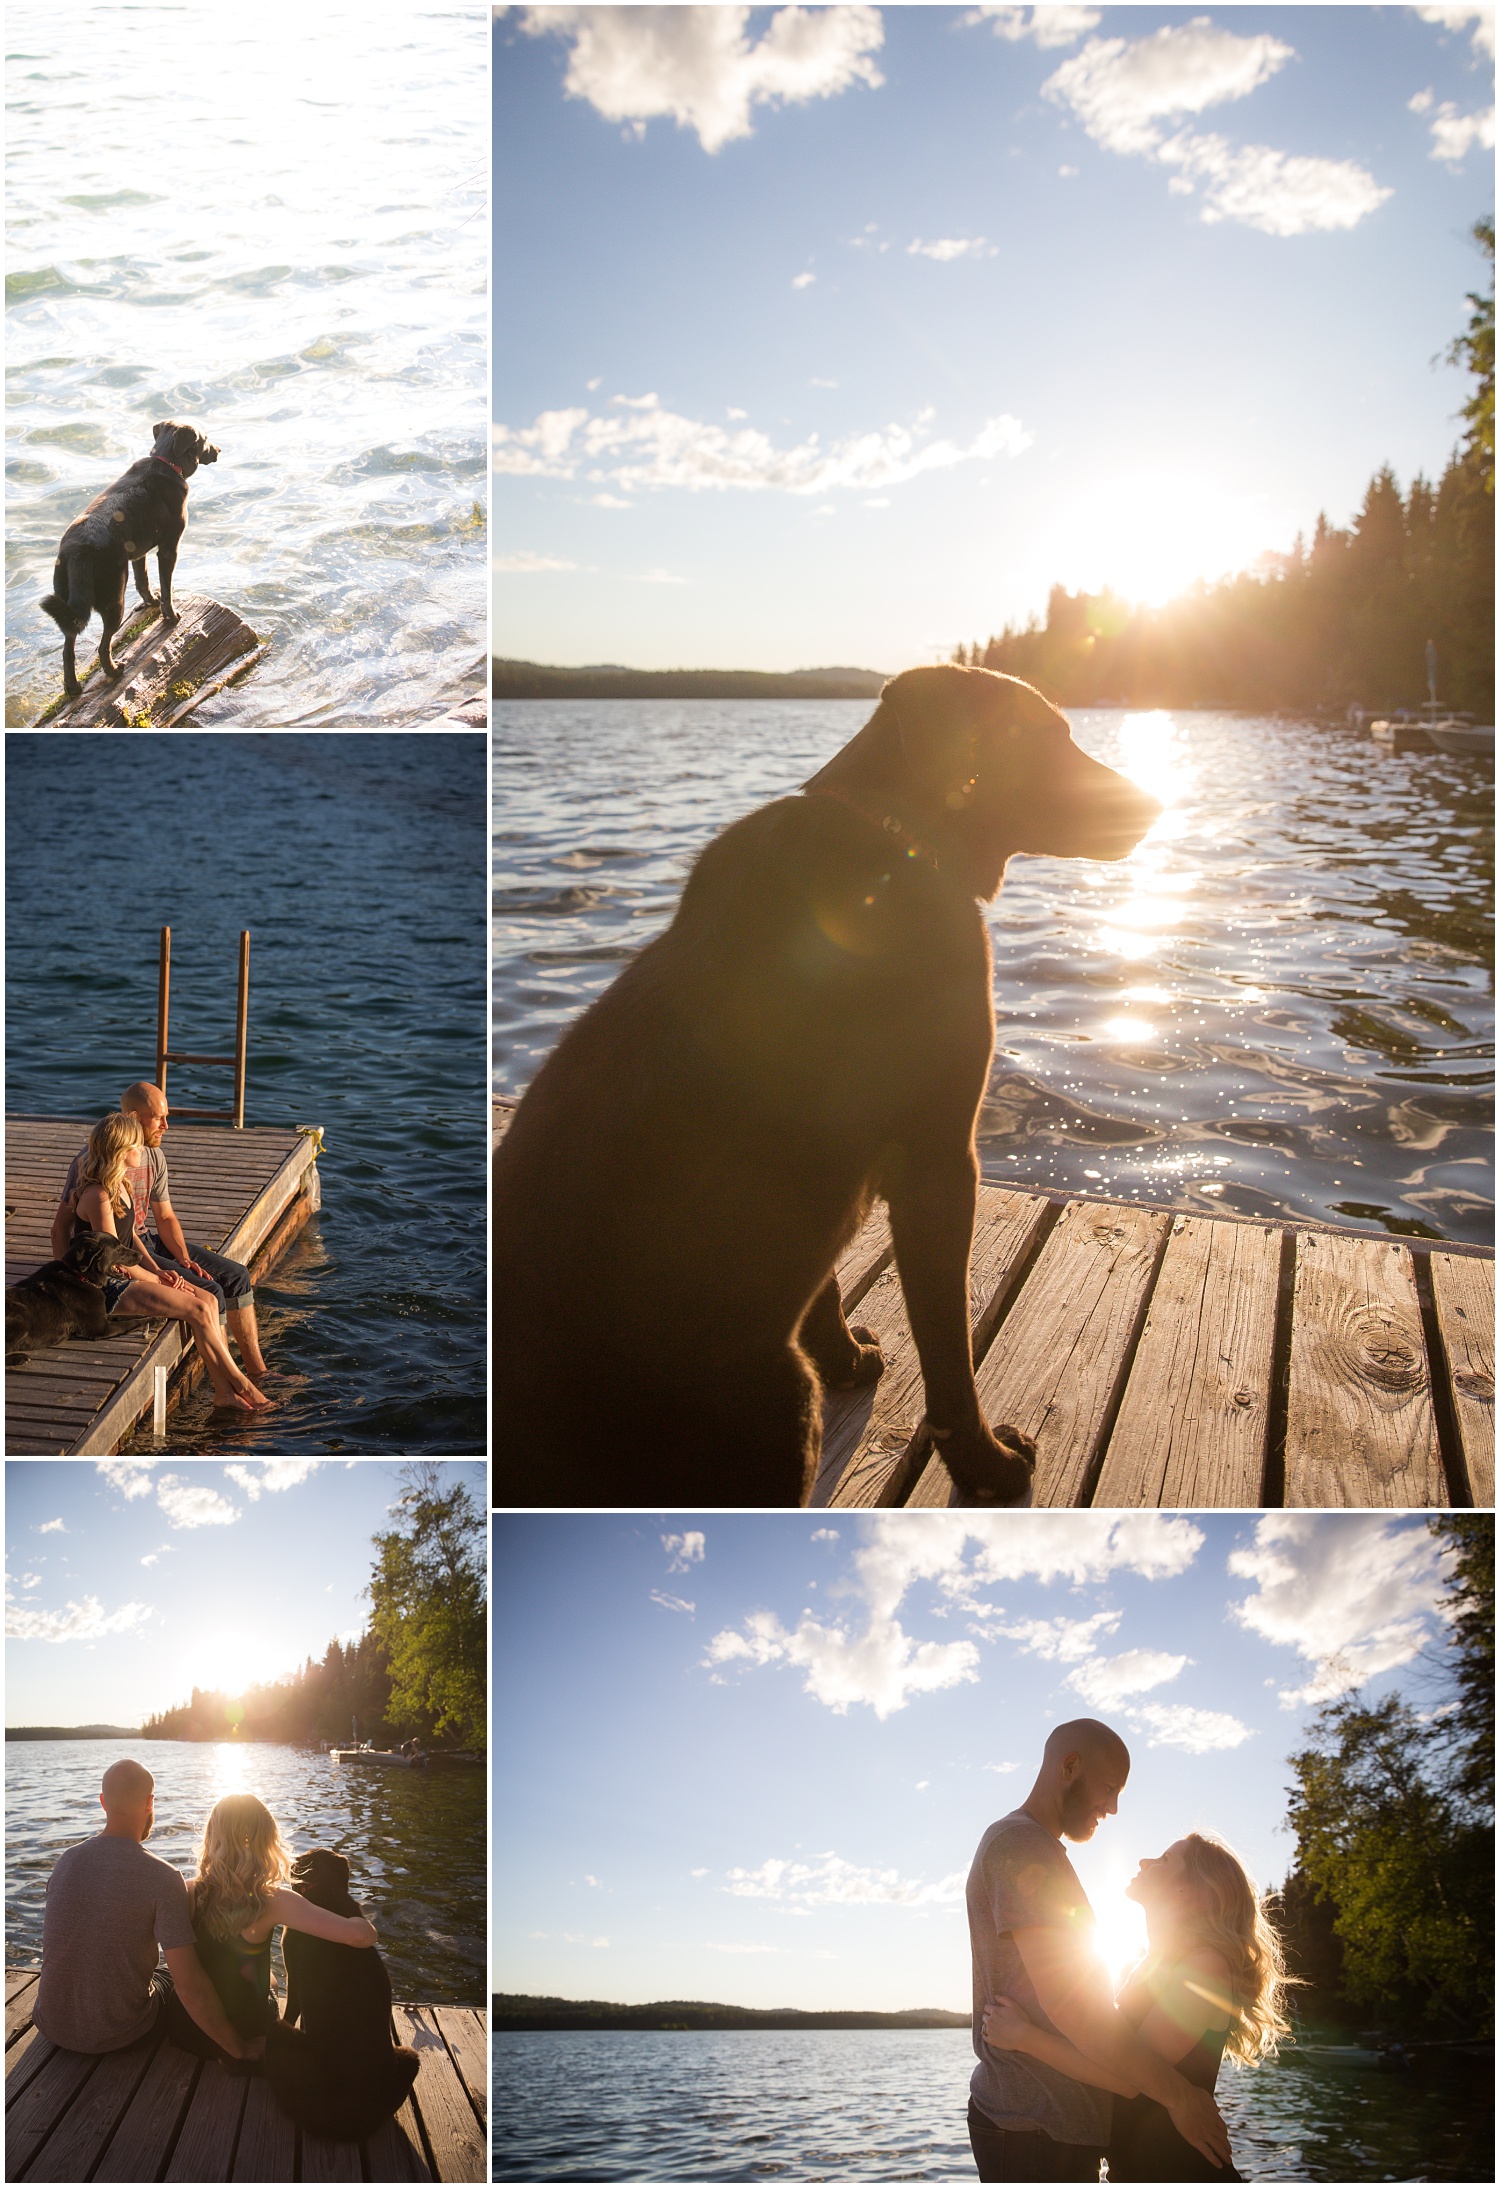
805 784 938 867
152 454 184 477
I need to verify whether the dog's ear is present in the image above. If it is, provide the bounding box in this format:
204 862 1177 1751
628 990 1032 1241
152 419 174 440
804 666 989 815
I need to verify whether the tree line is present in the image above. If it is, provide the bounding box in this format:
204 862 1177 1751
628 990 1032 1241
141 1464 486 1752
958 219 1494 720
1270 1516 1493 2039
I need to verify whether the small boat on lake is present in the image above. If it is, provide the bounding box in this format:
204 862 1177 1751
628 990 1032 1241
329 1745 427 1769
1424 718 1495 755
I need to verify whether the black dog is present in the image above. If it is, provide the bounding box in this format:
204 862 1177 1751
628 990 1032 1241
494 664 1162 1508
6 1233 131 1365
268 1850 419 2143
40 419 219 699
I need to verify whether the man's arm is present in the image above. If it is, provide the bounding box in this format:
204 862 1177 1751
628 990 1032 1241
49 1195 73 1261
162 1944 250 2058
1013 1926 1232 2169
150 1196 207 1275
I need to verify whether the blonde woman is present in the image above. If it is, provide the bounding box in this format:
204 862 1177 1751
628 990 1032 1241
186 1795 376 2048
984 1834 1290 2182
69 1112 271 1411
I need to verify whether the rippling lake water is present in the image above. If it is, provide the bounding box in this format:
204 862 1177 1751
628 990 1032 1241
6 0 486 725
493 703 1493 1246
492 2028 1493 2182
6 1739 484 2003
6 733 486 1453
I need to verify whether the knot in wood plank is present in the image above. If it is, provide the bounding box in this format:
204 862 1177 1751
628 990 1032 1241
1356 1319 1426 1393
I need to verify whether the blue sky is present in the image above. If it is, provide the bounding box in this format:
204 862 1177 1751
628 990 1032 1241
4 1461 487 1726
493 1510 1459 2009
494 4 1494 669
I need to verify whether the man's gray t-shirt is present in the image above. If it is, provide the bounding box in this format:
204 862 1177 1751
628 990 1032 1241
35 1835 195 2052
967 1809 1113 2146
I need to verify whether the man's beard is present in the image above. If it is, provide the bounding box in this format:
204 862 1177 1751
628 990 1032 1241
1059 1780 1099 1841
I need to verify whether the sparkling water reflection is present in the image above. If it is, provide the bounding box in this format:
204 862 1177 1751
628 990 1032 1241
493 704 1493 1246
492 2028 1494 2182
6 1 485 725
6 1739 485 2003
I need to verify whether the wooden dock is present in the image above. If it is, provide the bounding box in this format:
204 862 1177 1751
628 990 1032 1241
822 1187 1493 1511
5 1968 484 2184
5 1117 322 1455
36 595 265 728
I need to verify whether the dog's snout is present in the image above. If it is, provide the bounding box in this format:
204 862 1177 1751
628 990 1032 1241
199 442 220 464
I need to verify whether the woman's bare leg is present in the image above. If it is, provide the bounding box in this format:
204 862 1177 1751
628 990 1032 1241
113 1281 274 1409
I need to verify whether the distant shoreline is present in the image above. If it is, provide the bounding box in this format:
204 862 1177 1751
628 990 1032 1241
493 1993 968 2031
6 1726 142 1741
493 659 887 700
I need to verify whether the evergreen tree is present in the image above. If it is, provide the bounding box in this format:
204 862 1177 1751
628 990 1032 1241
368 1462 487 1749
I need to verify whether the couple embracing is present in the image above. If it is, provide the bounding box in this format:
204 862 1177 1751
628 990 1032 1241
969 1719 1288 2184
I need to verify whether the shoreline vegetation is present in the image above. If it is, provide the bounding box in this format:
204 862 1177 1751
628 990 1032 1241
493 1995 968 2031
495 219 1493 723
137 1463 485 1752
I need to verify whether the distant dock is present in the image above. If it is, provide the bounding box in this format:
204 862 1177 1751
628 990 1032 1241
5 1967 485 2183
493 1094 1493 1508
5 1118 321 1455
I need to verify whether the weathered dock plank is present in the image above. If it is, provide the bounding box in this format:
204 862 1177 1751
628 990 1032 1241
1284 1232 1445 1508
4 1978 485 2183
5 1115 321 1456
825 1186 1491 1510
1093 1215 1281 1508
1428 1252 1496 1507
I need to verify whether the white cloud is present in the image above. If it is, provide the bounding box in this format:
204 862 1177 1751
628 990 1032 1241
19 1574 42 1591
97 1462 155 1500
1228 1515 1450 1706
37 1519 66 1535
992 1610 1122 1661
7 1595 151 1644
706 1512 1202 1718
1413 94 1496 163
155 1475 240 1530
811 1528 840 1541
1132 1703 1253 1753
966 5 1100 47
222 1461 319 1501
663 1531 706 1571
494 401 1031 497
1042 19 1390 234
792 270 817 288
908 236 993 261
518 5 885 155
651 1590 696 1615
724 1854 965 1906
562 1932 611 1947
984 1760 1021 1773
1067 1647 1188 1708
706 1940 786 1953
691 1866 710 1877
140 1555 158 1568
1415 4 1497 59
494 550 581 573
610 390 660 409
583 1874 601 1888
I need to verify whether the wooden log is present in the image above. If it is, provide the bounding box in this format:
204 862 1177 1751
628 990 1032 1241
92 2042 200 2183
912 1200 1171 1508
229 2074 296 2182
390 2006 485 2183
38 594 265 728
1428 1252 1495 1506
162 2056 247 2183
1284 1233 1444 1507
1093 1216 1281 1508
21 2033 158 2184
823 1190 1055 1509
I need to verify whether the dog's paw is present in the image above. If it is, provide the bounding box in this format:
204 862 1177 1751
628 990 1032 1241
162 606 180 627
821 1324 885 1390
941 1421 1036 1507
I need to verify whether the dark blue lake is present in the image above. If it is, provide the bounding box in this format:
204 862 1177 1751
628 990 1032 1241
5 732 486 1453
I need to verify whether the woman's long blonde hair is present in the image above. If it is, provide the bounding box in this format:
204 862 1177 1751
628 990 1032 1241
191 1794 290 1940
1170 1832 1293 2063
76 1112 143 1216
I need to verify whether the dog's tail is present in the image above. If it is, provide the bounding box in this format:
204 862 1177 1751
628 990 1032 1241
39 552 94 636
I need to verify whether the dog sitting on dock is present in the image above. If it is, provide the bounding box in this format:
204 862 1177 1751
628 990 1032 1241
39 420 219 700
5 1233 132 1366
493 664 1162 1507
267 1850 420 2143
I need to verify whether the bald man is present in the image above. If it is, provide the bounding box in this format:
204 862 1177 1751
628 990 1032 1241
34 1759 252 2062
966 1719 1230 2183
51 1081 268 1379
